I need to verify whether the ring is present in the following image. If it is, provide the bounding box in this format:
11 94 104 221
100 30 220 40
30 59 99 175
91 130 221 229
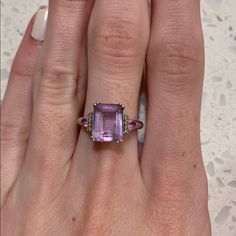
78 102 143 143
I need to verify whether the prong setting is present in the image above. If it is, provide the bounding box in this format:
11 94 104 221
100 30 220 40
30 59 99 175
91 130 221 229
119 102 125 109
94 101 100 106
91 136 96 142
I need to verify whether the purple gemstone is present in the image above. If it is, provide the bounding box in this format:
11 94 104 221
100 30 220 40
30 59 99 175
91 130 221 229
128 120 137 131
79 117 88 127
92 103 124 142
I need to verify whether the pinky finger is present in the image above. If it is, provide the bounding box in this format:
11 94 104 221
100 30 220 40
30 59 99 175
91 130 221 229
0 7 48 206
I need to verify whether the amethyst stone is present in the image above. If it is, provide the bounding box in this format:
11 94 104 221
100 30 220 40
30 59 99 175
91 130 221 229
92 103 124 142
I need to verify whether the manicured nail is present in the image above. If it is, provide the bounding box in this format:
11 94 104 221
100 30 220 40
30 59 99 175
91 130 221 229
31 6 48 41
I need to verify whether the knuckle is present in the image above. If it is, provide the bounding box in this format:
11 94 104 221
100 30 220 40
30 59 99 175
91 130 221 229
51 0 91 9
148 39 204 94
149 39 202 75
90 17 141 60
11 69 33 79
1 118 28 145
38 65 78 105
56 0 90 3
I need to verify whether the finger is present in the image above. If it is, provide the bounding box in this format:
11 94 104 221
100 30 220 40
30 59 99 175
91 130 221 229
74 0 150 176
21 0 94 175
142 0 207 191
0 8 46 205
138 142 144 160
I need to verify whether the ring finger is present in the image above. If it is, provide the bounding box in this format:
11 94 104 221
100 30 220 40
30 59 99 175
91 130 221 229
73 0 150 184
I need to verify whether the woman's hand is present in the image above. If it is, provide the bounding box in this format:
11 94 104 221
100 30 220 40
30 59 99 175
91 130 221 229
1 0 211 235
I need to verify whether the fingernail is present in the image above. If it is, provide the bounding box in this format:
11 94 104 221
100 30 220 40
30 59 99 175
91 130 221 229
31 6 48 41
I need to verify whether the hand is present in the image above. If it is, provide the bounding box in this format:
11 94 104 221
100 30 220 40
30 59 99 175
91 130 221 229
1 0 211 235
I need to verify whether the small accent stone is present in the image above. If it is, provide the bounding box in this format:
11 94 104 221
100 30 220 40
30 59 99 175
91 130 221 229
87 113 93 132
123 115 129 133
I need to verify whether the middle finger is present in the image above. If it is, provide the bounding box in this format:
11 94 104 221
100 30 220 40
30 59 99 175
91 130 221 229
23 0 94 174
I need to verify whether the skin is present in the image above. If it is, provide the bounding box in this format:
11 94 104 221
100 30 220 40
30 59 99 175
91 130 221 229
1 0 211 235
